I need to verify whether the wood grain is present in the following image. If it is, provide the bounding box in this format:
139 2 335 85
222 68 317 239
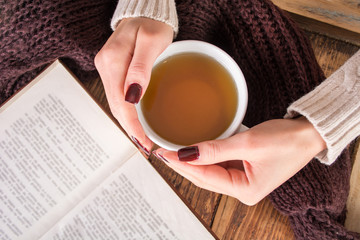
148 156 222 227
82 76 222 227
306 32 359 77
271 0 360 34
209 32 359 239
83 29 359 240
212 197 294 240
286 12 360 47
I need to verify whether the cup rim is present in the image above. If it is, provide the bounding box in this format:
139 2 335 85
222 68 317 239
136 40 248 150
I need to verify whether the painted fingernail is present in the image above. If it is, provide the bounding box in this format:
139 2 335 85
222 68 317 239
178 146 199 161
153 151 169 163
131 136 150 156
125 83 142 104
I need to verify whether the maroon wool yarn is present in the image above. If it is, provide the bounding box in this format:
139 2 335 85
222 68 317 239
1 0 358 239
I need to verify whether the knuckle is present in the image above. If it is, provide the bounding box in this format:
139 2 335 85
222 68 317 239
95 43 127 69
203 141 222 162
94 47 113 68
94 52 104 70
127 62 148 81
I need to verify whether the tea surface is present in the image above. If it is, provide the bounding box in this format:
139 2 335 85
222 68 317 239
141 53 238 145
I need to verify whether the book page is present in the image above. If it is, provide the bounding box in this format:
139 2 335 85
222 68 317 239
41 152 215 240
0 61 137 239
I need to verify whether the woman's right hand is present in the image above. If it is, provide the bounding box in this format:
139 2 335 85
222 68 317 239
95 17 173 154
154 117 327 205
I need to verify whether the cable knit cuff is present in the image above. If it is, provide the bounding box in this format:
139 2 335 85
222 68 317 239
285 50 360 165
111 0 178 36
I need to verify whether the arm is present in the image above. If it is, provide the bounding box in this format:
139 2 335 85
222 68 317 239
286 50 360 164
154 51 360 205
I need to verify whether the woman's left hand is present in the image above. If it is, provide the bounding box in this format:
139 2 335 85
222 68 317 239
95 18 173 154
153 117 326 205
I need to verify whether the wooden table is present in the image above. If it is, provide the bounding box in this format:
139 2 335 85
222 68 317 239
83 13 359 240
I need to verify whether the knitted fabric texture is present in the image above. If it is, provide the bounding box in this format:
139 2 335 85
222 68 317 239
173 2 359 238
0 0 117 103
1 0 358 239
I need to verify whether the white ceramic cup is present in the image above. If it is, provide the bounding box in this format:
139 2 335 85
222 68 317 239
136 40 248 150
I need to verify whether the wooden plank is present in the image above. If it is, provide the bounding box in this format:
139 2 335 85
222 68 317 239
306 32 359 77
287 12 360 47
272 0 360 34
345 140 360 232
82 77 222 227
211 32 359 239
84 28 359 240
148 157 222 226
212 196 294 240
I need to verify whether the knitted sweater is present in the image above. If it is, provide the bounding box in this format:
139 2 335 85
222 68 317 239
0 0 359 239
112 1 360 240
112 0 360 166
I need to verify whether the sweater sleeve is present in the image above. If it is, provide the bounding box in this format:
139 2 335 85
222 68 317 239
111 0 178 35
285 50 360 165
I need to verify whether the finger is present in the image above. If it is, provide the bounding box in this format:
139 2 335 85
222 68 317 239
95 20 137 118
169 133 253 165
170 163 235 196
154 149 250 201
121 22 172 150
96 19 138 99
124 21 173 103
95 23 153 151
119 101 153 152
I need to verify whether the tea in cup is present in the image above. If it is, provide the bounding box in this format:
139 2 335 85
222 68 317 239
136 40 248 150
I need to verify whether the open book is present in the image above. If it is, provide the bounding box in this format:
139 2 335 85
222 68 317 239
0 60 216 240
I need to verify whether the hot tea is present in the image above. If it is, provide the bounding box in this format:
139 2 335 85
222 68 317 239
141 52 238 146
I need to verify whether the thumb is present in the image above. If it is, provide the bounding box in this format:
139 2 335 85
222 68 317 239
124 29 170 104
123 46 155 104
122 38 164 148
175 133 251 165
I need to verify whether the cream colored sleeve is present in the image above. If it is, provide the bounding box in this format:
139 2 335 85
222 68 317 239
111 0 178 35
285 50 360 165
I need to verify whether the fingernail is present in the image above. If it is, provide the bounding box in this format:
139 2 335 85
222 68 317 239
125 83 142 104
153 151 169 163
178 146 199 161
131 136 150 156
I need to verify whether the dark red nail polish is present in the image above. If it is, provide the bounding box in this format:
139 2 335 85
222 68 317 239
178 146 199 161
131 136 149 156
153 151 169 163
125 83 142 104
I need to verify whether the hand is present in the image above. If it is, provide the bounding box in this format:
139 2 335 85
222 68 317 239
154 117 327 205
95 17 173 153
